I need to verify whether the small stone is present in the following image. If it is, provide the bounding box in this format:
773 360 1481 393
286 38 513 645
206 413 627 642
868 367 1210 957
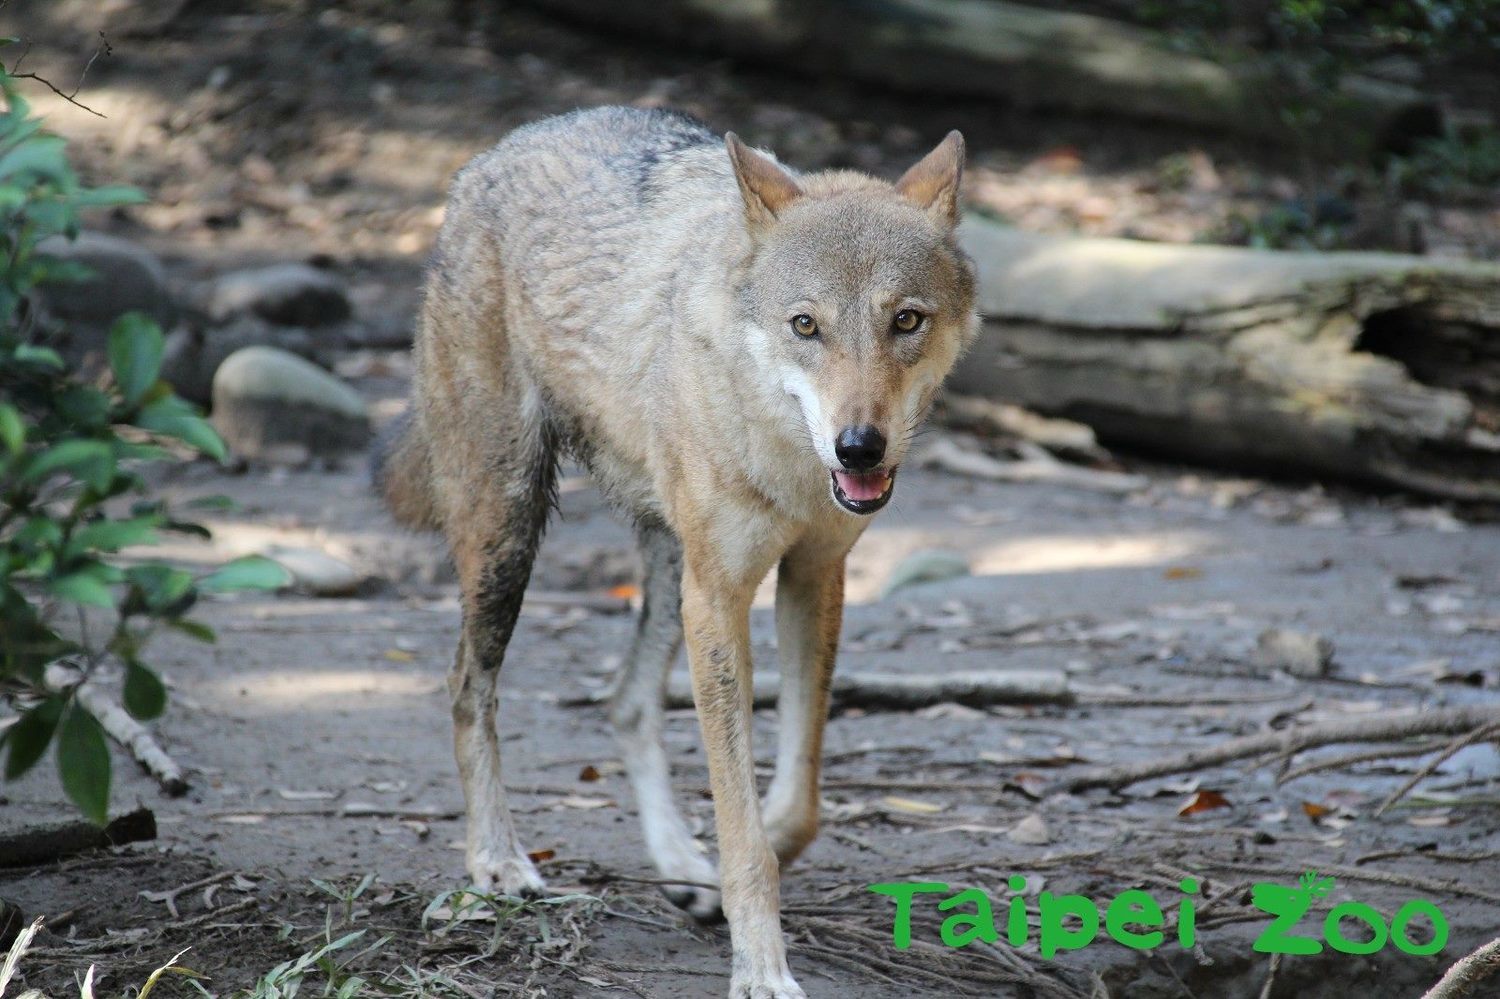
881 549 970 598
35 232 178 359
1008 813 1051 846
161 317 321 404
1255 628 1335 679
263 545 362 597
208 263 352 327
211 346 369 461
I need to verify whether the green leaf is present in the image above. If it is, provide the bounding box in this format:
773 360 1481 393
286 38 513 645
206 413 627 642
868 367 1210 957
124 563 196 615
0 134 69 183
108 313 165 405
199 555 290 593
56 703 111 826
13 342 63 369
3 696 62 780
71 184 147 208
123 660 168 721
20 439 115 491
185 494 236 512
0 403 22 455
13 516 63 547
134 399 227 463
166 618 216 643
113 440 176 464
68 514 163 554
48 568 116 607
57 385 113 427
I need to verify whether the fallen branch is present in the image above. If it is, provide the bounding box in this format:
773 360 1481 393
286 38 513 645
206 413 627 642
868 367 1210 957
1422 935 1500 999
1374 722 1500 817
565 668 1073 711
932 393 1108 463
45 664 189 795
0 807 156 868
140 871 239 920
918 436 1147 495
1061 706 1500 793
1277 737 1452 783
1200 859 1500 907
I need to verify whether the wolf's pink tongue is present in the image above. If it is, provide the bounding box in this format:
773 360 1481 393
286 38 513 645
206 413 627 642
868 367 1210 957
833 470 890 502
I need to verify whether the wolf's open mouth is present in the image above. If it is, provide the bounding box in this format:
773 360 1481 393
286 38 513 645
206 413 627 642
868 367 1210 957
831 468 895 514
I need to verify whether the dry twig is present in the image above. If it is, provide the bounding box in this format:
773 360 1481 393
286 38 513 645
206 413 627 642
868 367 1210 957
1061 706 1500 793
4 35 110 117
1277 738 1452 783
1374 722 1500 817
1421 935 1500 999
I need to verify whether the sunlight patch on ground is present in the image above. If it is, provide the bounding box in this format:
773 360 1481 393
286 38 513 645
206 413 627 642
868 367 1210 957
837 527 1214 605
969 531 1210 577
199 667 444 711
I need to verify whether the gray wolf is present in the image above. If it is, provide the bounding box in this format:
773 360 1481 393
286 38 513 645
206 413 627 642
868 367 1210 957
375 105 977 998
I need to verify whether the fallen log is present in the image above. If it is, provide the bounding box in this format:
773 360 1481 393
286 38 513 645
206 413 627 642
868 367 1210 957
568 668 1073 710
0 807 156 868
951 217 1500 502
517 0 1437 155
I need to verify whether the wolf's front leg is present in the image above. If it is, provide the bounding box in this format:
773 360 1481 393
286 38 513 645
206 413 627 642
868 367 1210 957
762 545 845 867
681 560 805 999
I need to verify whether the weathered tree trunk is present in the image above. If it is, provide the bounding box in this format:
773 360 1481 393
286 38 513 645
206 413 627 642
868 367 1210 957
950 217 1500 501
516 0 1436 154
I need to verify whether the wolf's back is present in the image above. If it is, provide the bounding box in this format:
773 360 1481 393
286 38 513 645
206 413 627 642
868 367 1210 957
372 108 729 530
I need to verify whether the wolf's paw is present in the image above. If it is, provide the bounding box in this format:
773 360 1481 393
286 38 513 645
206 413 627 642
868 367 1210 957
467 850 546 899
662 883 724 924
729 971 806 999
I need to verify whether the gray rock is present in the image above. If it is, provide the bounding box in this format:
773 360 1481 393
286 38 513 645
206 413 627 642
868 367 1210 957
208 263 352 327
262 545 363 597
881 549 971 598
211 346 369 462
161 317 320 405
1255 628 1335 679
35 232 179 360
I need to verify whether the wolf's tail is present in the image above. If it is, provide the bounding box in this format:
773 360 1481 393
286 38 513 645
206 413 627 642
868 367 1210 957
371 407 441 531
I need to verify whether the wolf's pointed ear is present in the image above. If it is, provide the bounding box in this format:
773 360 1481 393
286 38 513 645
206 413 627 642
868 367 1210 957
896 130 965 227
725 132 803 230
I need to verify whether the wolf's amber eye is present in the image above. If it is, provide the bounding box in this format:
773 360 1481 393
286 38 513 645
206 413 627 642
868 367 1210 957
791 314 819 338
893 309 924 334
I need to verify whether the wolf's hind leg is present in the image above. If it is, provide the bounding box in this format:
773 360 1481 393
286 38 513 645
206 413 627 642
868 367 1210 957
610 520 723 920
444 410 557 897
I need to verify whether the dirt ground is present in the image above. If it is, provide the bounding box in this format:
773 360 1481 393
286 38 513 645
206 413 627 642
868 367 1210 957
6 419 1500 997
3 2 1500 997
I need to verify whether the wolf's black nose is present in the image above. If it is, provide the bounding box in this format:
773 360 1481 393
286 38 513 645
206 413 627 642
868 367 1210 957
835 425 886 471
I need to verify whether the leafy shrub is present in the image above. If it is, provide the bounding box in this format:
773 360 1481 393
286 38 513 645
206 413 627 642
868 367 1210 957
0 67 287 823
1393 127 1500 198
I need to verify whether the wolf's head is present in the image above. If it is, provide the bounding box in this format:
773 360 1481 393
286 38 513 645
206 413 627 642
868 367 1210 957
727 131 978 516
